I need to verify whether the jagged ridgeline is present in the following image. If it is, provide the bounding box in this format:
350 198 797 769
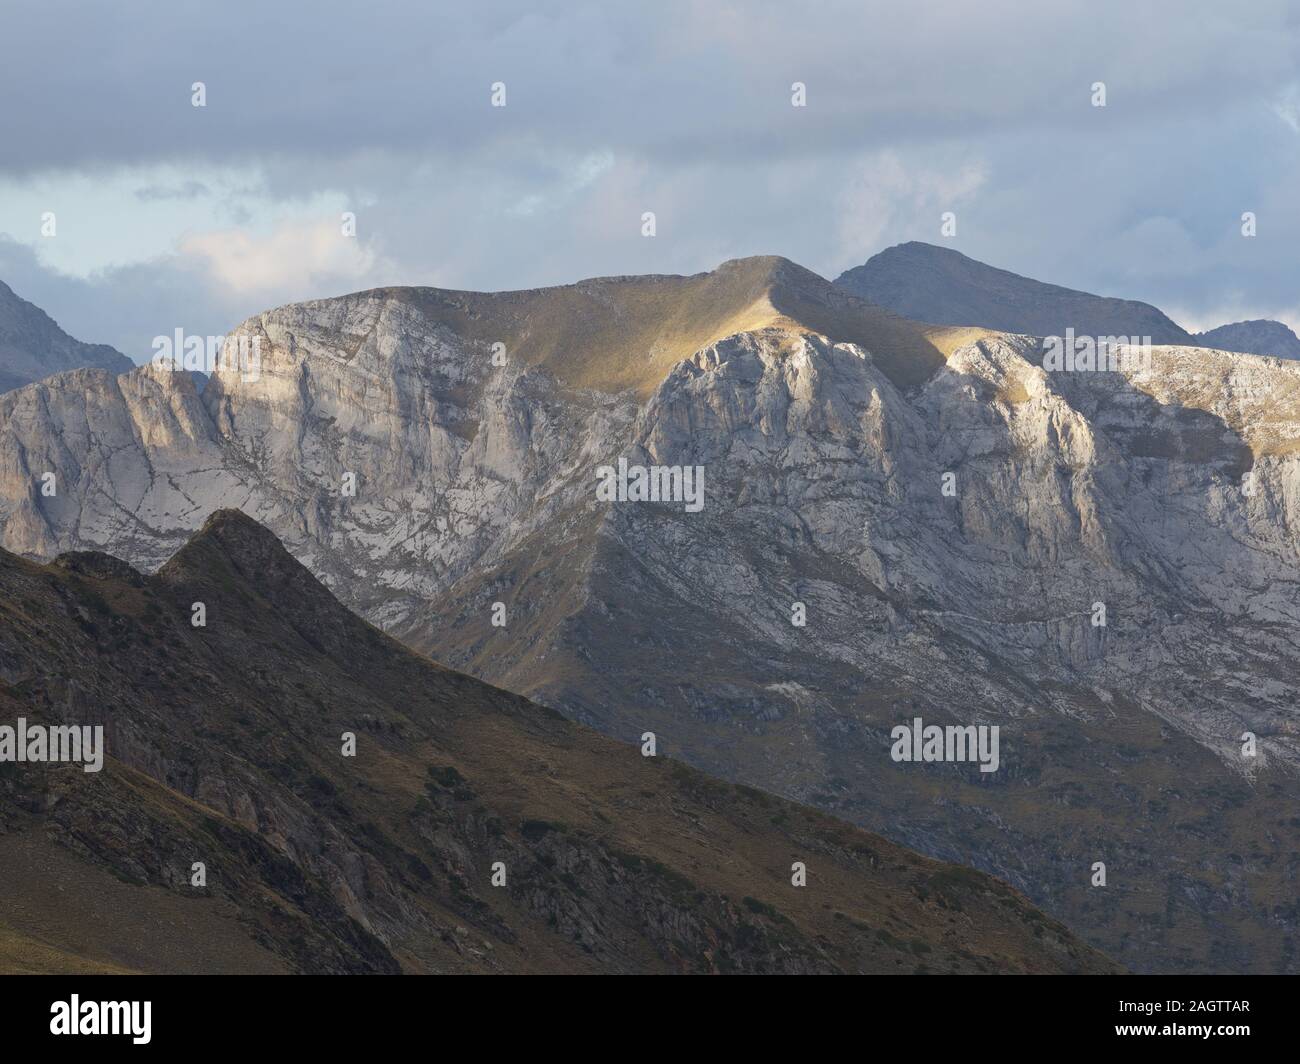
0 511 1112 974
0 255 1297 974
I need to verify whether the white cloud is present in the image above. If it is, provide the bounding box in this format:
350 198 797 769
1272 83 1300 132
833 151 988 274
179 218 388 298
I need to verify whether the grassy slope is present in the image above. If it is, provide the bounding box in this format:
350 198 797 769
359 255 985 397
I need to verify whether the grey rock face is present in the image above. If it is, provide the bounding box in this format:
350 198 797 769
0 263 1297 973
0 280 134 393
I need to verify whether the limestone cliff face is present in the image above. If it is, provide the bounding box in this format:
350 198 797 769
0 259 1296 972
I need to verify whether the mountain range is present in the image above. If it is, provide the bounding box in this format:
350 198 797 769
0 250 1296 974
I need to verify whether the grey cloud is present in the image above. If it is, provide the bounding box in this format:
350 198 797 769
1 0 1299 345
134 180 212 202
3 0 1297 171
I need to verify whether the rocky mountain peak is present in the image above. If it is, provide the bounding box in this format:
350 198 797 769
157 508 358 637
163 508 292 570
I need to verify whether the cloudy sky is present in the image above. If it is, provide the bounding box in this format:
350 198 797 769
3 0 1300 359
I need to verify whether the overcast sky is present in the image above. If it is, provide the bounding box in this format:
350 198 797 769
2 0 1300 359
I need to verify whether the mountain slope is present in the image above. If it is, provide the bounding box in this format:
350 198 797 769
835 242 1192 343
0 511 1111 974
1193 319 1300 361
400 328 1300 975
0 280 133 393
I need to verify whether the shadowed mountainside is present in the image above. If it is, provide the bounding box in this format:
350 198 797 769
0 510 1113 974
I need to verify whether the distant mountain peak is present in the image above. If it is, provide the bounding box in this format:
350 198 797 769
0 279 133 393
834 242 1192 344
1193 318 1300 360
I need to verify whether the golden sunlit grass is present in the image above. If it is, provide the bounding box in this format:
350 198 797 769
366 256 998 398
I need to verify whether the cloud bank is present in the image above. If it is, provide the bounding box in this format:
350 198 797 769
3 0 1300 356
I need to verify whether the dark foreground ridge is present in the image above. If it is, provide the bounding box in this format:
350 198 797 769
0 510 1114 973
